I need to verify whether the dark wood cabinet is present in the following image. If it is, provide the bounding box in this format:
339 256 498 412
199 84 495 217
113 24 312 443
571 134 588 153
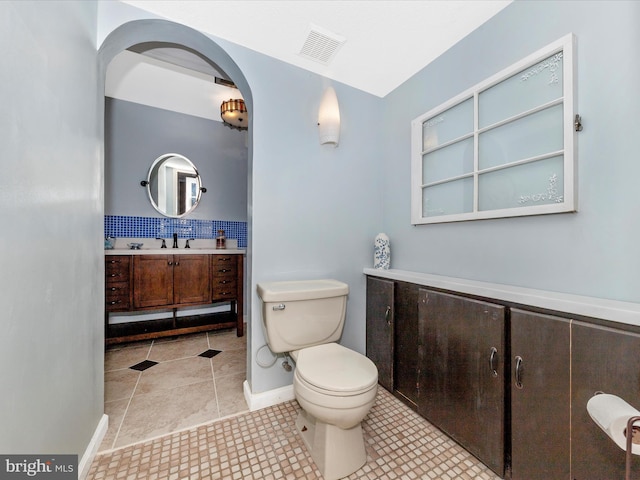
365 273 640 480
211 254 244 336
173 255 211 305
510 309 570 480
365 276 394 391
418 289 505 477
394 281 420 409
106 253 243 344
212 255 238 300
570 321 640 480
133 254 210 308
133 255 174 308
105 255 132 311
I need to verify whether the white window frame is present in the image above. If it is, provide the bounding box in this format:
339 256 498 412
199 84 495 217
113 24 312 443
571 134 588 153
411 34 577 225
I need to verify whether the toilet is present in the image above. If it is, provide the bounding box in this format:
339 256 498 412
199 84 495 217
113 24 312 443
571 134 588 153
257 279 378 480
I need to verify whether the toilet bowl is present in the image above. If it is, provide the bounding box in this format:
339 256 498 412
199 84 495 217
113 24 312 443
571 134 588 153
256 280 379 480
291 343 378 480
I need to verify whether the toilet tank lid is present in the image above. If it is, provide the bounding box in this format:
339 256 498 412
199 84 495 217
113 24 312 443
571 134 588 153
257 279 348 302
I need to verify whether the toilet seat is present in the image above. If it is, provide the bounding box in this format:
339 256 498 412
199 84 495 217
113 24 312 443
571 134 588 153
292 343 378 396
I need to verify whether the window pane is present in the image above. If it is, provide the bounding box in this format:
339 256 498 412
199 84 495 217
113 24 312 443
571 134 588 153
422 177 474 217
423 138 474 184
479 52 564 128
423 98 473 150
478 156 564 211
479 104 564 170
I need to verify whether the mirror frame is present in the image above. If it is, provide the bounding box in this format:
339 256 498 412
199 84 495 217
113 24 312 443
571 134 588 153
143 153 204 218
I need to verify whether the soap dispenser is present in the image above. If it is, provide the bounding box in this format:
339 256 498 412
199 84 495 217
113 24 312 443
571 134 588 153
216 230 226 249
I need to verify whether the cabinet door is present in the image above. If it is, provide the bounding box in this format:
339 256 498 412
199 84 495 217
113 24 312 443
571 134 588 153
418 289 505 476
366 277 394 391
571 322 640 480
133 255 173 308
394 282 420 408
510 309 570 480
174 254 211 305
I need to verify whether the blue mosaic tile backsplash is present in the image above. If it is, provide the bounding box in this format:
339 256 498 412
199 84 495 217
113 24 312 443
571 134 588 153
105 215 247 248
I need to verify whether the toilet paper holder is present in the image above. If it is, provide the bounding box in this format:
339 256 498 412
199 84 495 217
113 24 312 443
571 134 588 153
587 392 640 480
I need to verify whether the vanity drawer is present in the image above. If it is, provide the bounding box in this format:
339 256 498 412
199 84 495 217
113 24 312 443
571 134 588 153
106 282 131 311
213 280 238 300
106 256 131 282
211 256 239 300
212 256 237 274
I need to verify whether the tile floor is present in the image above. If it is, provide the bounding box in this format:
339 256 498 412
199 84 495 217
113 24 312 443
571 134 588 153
101 329 248 452
91 374 501 479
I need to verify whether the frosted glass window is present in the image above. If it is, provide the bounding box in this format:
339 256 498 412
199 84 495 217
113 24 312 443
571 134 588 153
422 178 474 217
422 98 473 150
479 52 564 128
479 104 564 170
423 138 474 184
411 34 576 225
478 156 564 211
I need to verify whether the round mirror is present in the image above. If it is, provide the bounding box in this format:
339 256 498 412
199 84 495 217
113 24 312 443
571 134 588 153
144 153 203 217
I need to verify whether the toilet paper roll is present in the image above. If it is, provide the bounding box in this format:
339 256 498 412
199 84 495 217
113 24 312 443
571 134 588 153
587 393 640 454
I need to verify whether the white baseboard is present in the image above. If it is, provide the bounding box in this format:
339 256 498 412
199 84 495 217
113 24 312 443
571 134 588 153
78 414 108 480
243 381 295 411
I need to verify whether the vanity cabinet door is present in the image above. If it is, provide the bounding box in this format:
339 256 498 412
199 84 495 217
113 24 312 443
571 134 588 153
510 309 570 480
394 281 420 409
133 255 173 308
418 289 505 477
366 276 394 391
570 322 640 480
173 254 210 305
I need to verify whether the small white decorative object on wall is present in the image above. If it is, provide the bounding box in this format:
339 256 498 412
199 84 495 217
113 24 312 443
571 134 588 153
374 233 391 269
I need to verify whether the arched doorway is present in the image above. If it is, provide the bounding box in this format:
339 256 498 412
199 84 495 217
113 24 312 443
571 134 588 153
98 19 252 449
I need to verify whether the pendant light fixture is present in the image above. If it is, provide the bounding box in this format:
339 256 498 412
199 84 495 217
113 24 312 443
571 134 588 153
220 99 248 130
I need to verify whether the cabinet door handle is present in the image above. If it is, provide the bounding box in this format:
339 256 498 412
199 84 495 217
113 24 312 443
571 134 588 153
384 306 391 326
174 261 180 266
515 355 524 389
489 347 498 377
168 261 173 266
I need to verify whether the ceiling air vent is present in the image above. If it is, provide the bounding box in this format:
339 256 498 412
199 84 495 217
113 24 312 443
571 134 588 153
299 24 346 65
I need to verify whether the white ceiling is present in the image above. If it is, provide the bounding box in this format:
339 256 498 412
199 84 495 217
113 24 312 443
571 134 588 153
120 0 512 98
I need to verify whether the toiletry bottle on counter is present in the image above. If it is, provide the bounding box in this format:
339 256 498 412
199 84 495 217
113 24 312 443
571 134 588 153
216 230 226 249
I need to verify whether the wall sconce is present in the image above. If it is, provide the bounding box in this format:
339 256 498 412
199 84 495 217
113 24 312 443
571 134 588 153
220 99 248 130
318 86 340 147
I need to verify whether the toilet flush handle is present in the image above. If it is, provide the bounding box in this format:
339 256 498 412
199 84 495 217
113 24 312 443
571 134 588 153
273 303 286 311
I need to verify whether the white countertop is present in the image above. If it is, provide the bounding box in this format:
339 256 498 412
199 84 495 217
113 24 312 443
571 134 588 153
106 248 245 255
364 268 640 327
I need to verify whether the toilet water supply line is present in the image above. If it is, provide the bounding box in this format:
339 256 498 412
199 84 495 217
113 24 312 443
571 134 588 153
256 344 292 371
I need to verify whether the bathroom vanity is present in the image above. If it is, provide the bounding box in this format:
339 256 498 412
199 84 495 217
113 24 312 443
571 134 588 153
365 269 640 480
105 249 244 345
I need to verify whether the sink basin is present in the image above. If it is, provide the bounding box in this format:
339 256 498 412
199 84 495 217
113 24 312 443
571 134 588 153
106 248 244 255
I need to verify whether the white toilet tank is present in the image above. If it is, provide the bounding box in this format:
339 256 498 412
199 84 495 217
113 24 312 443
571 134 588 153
257 279 349 353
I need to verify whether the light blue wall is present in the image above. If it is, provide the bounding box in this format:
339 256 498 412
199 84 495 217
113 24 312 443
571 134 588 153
382 0 640 303
0 0 103 457
97 4 384 395
105 97 248 221
211 39 384 392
